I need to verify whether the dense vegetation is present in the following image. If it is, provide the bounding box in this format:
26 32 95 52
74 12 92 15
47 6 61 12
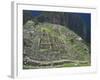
23 10 91 43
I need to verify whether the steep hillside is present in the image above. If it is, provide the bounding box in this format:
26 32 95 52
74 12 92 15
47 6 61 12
23 20 90 69
23 10 91 43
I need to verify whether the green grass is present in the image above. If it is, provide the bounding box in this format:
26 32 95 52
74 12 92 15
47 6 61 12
23 60 90 69
63 61 90 67
40 49 49 52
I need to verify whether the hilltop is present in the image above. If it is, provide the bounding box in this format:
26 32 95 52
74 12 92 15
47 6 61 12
23 20 90 69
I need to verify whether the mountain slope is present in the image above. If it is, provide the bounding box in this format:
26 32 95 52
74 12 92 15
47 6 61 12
23 20 90 69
